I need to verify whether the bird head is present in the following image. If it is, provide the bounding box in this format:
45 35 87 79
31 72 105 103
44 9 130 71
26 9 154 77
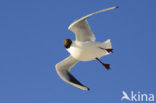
64 39 72 49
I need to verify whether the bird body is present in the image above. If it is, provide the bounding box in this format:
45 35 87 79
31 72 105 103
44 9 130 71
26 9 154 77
67 40 111 61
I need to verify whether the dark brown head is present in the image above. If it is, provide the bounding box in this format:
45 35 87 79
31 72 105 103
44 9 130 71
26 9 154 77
64 39 72 49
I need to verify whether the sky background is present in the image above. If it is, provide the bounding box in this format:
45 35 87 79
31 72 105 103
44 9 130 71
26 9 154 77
0 0 156 103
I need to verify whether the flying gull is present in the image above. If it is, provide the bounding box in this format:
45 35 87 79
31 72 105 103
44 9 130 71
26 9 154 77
55 6 118 91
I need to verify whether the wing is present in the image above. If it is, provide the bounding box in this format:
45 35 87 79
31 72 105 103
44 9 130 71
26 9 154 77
68 6 118 42
55 55 89 91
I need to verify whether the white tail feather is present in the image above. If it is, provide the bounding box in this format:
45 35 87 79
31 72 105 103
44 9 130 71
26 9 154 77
103 39 112 49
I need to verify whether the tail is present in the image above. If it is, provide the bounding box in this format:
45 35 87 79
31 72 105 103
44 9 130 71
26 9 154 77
102 39 112 49
97 39 112 58
99 39 112 55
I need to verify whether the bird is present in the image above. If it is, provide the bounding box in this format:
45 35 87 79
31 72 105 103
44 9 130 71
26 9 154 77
55 6 118 91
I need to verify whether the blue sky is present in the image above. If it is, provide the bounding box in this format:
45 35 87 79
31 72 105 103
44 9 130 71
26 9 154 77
0 0 156 103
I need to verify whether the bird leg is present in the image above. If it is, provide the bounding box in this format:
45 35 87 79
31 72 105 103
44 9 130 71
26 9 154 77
105 49 113 53
95 58 110 70
99 47 113 53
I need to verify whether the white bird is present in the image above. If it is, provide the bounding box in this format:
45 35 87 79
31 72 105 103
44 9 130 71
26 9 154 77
55 6 118 91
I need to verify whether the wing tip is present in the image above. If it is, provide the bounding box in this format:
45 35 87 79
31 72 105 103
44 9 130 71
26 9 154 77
81 86 90 91
116 6 119 9
87 87 90 91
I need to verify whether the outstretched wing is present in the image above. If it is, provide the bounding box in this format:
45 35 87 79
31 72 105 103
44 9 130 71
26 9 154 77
55 55 89 91
68 6 118 42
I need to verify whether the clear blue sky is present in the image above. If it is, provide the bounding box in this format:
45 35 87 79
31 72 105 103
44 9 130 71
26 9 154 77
0 0 156 103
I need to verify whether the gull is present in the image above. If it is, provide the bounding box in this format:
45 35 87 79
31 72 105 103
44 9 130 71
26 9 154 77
55 6 118 91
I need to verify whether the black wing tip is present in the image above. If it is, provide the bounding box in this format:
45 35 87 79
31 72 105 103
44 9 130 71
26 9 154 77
87 87 90 91
116 6 119 8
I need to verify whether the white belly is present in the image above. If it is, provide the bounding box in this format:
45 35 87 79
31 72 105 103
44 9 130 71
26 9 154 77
67 41 108 61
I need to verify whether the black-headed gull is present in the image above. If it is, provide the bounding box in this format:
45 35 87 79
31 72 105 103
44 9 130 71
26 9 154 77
55 6 118 91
